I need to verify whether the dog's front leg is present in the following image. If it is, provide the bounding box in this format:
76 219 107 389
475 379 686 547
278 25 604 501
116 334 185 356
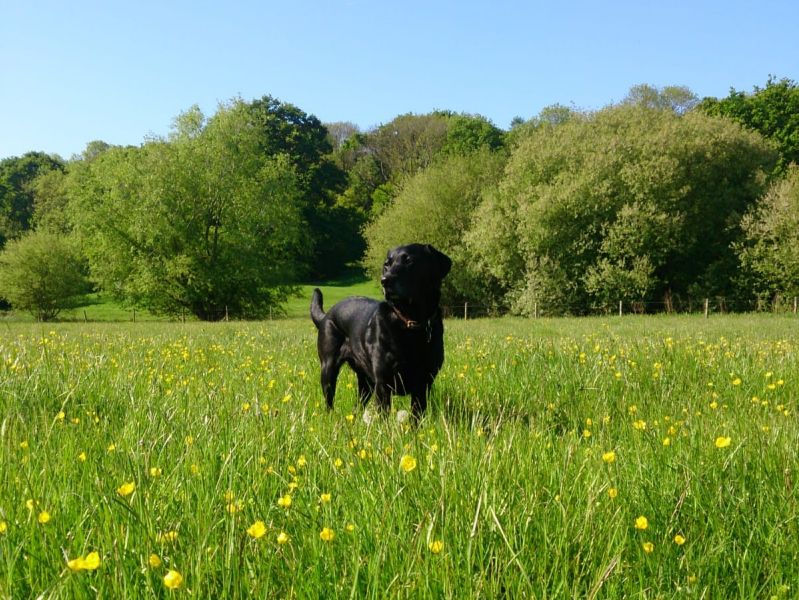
374 381 392 415
410 387 428 421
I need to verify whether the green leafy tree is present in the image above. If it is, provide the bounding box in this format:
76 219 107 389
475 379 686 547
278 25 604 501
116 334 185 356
68 101 306 320
363 149 506 306
468 103 777 315
698 77 799 172
736 166 799 302
0 230 89 320
0 152 64 246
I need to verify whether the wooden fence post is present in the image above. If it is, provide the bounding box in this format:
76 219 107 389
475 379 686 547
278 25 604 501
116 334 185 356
534 302 538 319
794 296 798 314
618 300 623 316
704 298 709 319
464 302 468 320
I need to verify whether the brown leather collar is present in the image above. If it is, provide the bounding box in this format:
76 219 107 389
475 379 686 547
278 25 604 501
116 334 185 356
391 305 422 329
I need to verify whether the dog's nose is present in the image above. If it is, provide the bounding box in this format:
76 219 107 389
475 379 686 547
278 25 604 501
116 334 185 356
381 275 394 285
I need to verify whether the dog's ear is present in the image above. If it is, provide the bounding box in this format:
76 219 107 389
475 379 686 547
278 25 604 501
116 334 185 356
425 244 452 279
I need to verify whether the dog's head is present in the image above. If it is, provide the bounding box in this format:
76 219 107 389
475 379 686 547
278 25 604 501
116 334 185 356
381 244 452 316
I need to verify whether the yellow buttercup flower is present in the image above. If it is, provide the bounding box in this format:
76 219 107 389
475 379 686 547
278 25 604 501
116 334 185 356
277 531 290 544
608 488 618 499
674 534 686 546
247 520 267 539
642 541 654 554
148 553 162 568
38 511 51 524
163 569 183 590
320 493 332 504
117 481 135 497
428 540 444 554
277 494 292 508
319 527 335 542
67 551 101 572
634 516 649 530
0 521 7 534
149 467 162 478
78 452 87 462
400 455 417 473
715 436 732 449
602 451 616 464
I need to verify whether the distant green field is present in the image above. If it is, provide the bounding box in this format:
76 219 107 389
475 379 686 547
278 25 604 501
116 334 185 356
1 313 797 597
1 278 381 323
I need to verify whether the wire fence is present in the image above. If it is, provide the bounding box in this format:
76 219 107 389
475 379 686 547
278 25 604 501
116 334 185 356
3 296 798 323
443 295 799 319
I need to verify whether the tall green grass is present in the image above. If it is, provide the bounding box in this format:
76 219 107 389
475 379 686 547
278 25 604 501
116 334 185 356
0 315 797 597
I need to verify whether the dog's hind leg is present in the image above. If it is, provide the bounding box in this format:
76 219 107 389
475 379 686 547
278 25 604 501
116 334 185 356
320 357 342 410
356 371 373 407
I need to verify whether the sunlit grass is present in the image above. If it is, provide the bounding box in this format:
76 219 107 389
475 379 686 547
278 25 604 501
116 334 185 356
1 315 797 597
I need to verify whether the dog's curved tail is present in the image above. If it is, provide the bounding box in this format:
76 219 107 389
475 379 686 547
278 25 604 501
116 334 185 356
310 288 326 329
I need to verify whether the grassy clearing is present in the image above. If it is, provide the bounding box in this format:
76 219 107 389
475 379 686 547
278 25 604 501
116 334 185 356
0 314 797 598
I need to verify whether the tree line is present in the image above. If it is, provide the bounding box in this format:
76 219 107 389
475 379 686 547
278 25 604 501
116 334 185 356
0 78 797 320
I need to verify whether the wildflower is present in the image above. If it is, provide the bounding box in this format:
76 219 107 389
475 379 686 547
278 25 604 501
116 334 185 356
38 511 51 524
633 420 647 431
732 377 742 386
662 437 671 446
149 467 162 478
247 520 267 539
78 452 87 462
163 569 183 590
642 542 654 554
608 488 618 499
226 502 243 514
602 451 616 464
117 481 135 497
345 523 356 532
674 534 686 546
157 530 178 543
106 443 116 453
634 516 649 530
67 551 101 572
582 429 591 438
715 436 732 449
320 527 335 542
148 554 162 568
277 531 290 544
297 455 307 468
190 463 200 475
20 440 29 450
334 458 344 468
320 493 332 504
0 521 7 534
56 411 66 422
400 455 417 473
277 494 292 508
428 540 444 554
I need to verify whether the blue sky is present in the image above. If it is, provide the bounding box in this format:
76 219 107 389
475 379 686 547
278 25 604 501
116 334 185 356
2 0 797 159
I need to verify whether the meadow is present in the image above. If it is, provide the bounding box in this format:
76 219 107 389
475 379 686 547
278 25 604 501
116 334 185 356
0 314 797 598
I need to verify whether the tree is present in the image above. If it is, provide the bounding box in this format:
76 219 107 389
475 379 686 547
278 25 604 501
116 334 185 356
0 152 64 247
244 96 351 278
467 104 777 315
0 230 89 320
698 77 799 172
68 101 306 320
441 114 505 156
623 83 699 114
736 165 799 302
363 149 506 306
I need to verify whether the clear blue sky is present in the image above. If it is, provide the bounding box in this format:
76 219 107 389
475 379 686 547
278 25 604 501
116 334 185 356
2 0 797 160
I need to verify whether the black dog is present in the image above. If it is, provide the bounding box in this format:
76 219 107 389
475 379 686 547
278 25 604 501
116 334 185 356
310 244 451 419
